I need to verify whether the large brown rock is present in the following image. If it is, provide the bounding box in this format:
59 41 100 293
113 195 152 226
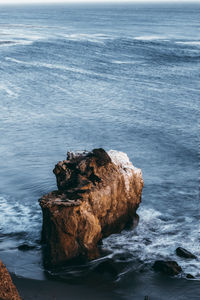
39 148 143 266
0 260 21 300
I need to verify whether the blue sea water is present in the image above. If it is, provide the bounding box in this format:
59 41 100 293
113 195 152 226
0 3 199 299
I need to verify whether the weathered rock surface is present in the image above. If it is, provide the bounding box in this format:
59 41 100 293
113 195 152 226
153 260 182 276
176 247 197 259
39 148 143 265
0 260 21 300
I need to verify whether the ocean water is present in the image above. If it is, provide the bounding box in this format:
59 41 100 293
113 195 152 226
0 3 199 299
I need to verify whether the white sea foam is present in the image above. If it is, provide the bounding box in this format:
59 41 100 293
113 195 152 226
0 196 40 236
104 206 200 279
0 83 19 98
134 35 167 41
0 25 46 48
111 60 138 65
5 57 87 73
176 41 200 46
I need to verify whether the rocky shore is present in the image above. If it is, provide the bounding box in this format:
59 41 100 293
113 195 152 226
39 148 144 266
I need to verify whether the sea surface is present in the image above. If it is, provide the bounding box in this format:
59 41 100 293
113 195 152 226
0 3 199 299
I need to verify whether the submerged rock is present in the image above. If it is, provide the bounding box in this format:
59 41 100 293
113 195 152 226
153 260 182 276
18 244 36 251
93 259 118 277
186 273 195 279
39 148 143 266
0 259 21 300
176 247 197 259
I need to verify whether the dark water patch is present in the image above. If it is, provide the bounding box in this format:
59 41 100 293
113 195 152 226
0 40 15 45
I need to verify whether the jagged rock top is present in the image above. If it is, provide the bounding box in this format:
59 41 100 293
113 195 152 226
108 150 142 191
40 148 143 207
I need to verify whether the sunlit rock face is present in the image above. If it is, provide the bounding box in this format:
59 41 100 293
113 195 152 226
0 260 21 300
39 148 144 266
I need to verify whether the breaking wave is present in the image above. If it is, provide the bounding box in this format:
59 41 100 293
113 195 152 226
133 35 168 41
0 195 41 239
103 207 200 279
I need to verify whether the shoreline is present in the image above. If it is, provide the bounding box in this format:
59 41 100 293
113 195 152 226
11 271 200 300
11 273 121 300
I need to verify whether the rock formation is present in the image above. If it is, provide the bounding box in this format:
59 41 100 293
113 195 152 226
153 260 182 276
39 148 143 266
0 260 21 300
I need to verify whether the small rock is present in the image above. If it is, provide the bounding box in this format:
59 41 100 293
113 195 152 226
176 247 197 259
153 260 182 276
18 244 36 251
144 297 150 300
186 273 195 279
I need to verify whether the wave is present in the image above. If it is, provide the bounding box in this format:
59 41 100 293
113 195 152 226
0 25 46 47
176 41 200 46
0 83 19 98
133 35 168 41
5 57 117 80
58 33 111 44
0 195 41 238
103 207 200 279
0 41 14 45
111 60 139 65
5 57 96 74
0 39 34 47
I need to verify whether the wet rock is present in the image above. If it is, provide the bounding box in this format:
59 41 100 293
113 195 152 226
93 256 128 278
176 247 197 259
39 148 143 266
93 259 118 277
153 260 182 276
186 273 195 279
0 259 21 300
18 244 36 251
113 252 133 262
